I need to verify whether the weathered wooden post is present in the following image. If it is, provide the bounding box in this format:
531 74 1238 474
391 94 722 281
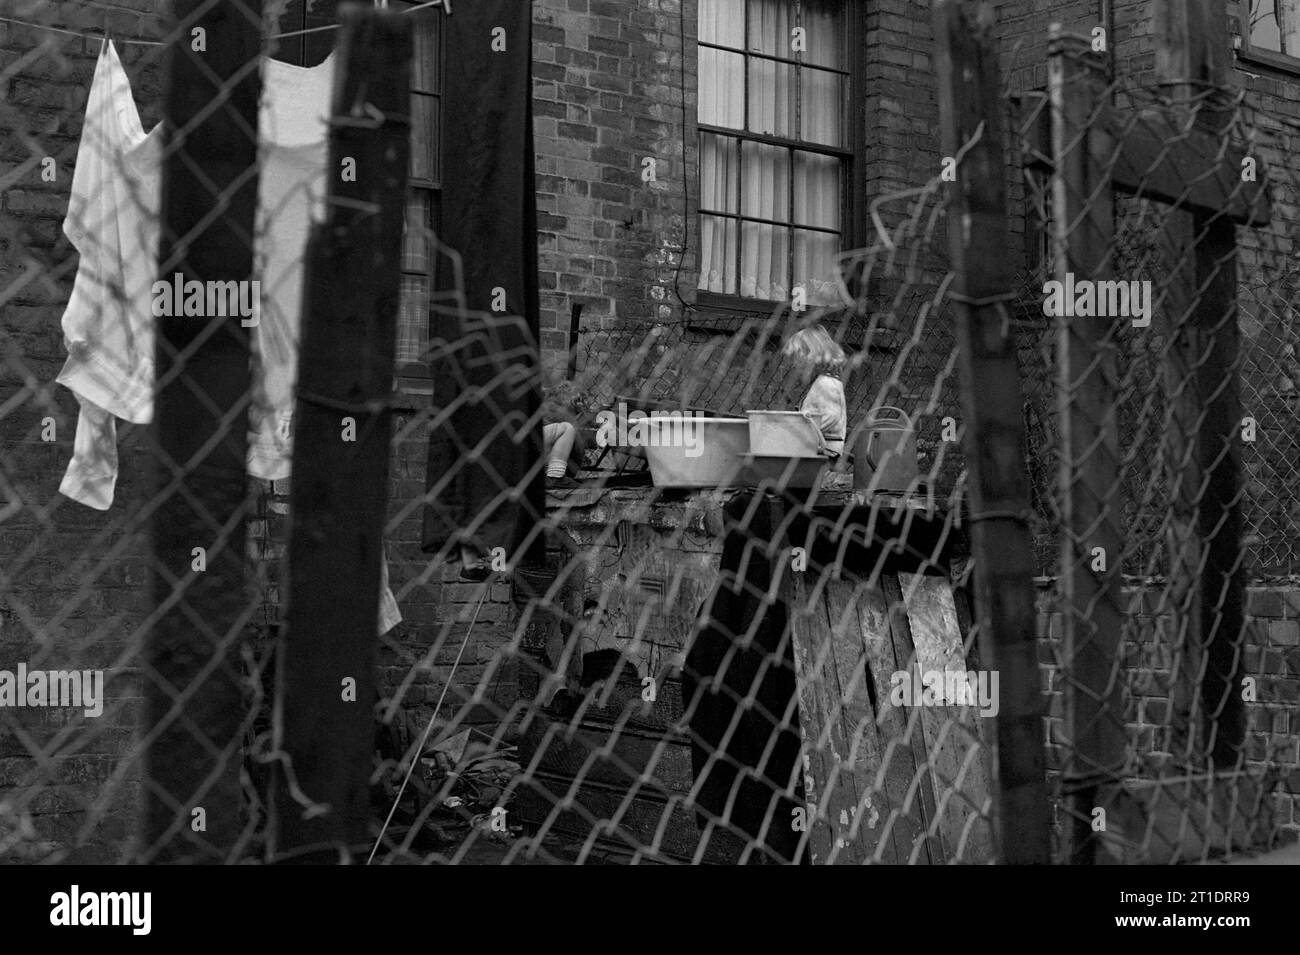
1046 28 1128 865
933 0 1052 864
1153 0 1250 770
272 4 411 862
145 0 262 863
1025 0 1269 860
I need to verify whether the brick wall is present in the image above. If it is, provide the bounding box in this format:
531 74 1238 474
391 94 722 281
532 0 694 382
1037 580 1300 845
999 0 1300 843
4 0 1297 862
532 0 967 496
373 403 520 734
1238 587 1300 834
0 7 166 862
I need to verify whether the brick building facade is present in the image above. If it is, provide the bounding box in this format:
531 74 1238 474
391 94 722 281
1 0 1297 860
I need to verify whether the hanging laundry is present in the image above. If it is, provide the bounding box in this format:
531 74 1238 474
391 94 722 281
421 0 545 571
56 41 162 509
55 41 401 635
58 40 332 500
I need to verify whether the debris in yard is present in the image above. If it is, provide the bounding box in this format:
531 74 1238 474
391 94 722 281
372 721 522 856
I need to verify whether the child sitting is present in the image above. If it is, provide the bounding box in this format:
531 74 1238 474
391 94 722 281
540 380 586 487
782 325 847 459
459 382 586 580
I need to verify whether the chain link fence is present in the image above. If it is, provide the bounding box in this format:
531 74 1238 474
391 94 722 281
2 1 1296 865
1007 32 1294 861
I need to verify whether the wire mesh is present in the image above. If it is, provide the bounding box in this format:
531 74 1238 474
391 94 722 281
0 2 1295 866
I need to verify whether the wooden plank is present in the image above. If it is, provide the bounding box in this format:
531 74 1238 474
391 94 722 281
1048 28 1129 865
564 677 687 735
145 0 262 863
878 574 942 863
821 576 890 863
1193 214 1248 767
852 574 935 867
519 770 745 863
1161 209 1206 764
898 573 995 863
786 569 863 863
786 564 947 864
933 0 1051 863
1110 111 1269 226
532 724 696 794
273 7 412 862
1022 106 1271 225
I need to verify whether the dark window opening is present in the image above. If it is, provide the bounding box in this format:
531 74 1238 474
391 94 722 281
270 1 442 386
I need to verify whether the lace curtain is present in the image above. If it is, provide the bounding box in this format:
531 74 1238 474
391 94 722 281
698 0 844 305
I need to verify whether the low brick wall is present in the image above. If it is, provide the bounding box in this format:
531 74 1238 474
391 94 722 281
1036 578 1300 846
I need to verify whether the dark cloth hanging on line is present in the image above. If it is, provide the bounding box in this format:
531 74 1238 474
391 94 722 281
682 493 806 863
422 0 544 566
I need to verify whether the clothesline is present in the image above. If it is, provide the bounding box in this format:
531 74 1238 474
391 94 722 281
0 0 450 48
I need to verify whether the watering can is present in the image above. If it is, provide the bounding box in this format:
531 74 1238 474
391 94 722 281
852 406 919 493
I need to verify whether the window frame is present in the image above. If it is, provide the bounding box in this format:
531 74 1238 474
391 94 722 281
1237 0 1300 74
394 0 444 390
693 0 865 314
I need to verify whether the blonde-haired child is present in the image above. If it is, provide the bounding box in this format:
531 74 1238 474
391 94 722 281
782 325 847 458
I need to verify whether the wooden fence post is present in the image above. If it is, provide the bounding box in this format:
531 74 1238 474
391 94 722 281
1047 29 1128 865
933 0 1052 864
271 5 411 862
1153 0 1248 769
144 0 262 863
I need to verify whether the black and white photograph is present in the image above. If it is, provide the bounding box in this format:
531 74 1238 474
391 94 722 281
0 0 1293 927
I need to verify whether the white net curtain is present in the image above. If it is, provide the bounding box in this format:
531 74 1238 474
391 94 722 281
697 0 845 306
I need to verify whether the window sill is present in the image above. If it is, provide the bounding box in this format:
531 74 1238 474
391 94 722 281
1235 46 1300 77
393 370 434 411
693 291 791 314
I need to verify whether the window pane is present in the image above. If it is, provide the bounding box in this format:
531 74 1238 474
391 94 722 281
698 215 739 295
793 228 840 305
412 15 440 92
410 92 438 181
1279 0 1300 54
747 0 793 56
698 48 745 127
748 58 796 137
696 0 850 304
800 0 845 67
699 133 740 214
402 192 431 272
793 152 839 229
699 0 744 47
800 67 843 146
396 275 430 365
740 220 789 301
740 141 790 224
1250 0 1281 49
428 96 440 183
397 191 432 365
